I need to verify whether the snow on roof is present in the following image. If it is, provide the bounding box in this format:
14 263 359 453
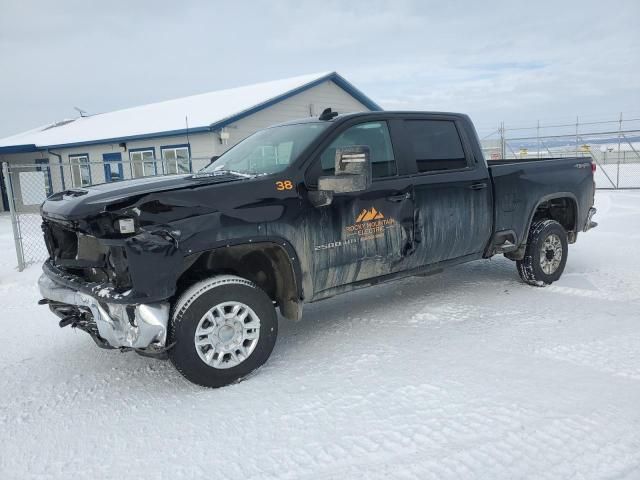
0 71 379 151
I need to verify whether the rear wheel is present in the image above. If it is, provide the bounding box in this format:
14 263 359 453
168 275 278 387
516 219 568 286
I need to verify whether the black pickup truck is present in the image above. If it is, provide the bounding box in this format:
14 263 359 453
38 110 597 387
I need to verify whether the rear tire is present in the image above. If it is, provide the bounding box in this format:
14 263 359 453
168 275 278 388
516 219 568 286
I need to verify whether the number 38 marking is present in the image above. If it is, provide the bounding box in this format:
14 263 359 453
276 180 294 191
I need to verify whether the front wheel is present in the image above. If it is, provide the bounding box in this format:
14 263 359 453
168 275 278 387
516 219 568 286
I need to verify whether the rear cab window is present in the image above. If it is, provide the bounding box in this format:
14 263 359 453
404 120 468 173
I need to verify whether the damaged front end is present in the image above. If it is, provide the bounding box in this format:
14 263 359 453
37 172 262 355
38 214 183 356
38 274 170 355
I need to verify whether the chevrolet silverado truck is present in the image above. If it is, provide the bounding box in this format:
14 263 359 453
38 109 598 387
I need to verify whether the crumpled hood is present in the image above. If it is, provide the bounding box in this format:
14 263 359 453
41 174 244 221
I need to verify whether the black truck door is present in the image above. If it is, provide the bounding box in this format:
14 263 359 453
303 120 415 297
399 116 493 267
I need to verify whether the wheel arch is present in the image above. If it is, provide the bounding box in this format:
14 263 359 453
506 193 579 261
177 238 304 321
524 192 579 243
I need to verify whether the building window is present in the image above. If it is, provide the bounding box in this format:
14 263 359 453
129 149 156 177
69 154 91 187
161 145 190 174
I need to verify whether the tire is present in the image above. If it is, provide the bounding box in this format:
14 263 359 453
516 219 568 286
168 275 278 388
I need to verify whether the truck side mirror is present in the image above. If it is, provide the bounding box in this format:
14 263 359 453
309 145 371 207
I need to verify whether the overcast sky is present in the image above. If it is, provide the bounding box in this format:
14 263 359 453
1 0 638 138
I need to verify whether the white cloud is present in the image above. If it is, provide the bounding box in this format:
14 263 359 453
0 0 638 136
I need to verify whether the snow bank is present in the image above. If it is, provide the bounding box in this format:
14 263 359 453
1 192 639 479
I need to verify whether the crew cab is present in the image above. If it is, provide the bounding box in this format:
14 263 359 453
38 110 598 387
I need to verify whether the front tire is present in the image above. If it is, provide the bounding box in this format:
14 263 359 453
168 275 278 388
516 219 568 286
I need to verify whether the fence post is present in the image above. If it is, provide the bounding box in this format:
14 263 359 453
617 112 623 189
2 162 25 271
500 121 506 159
537 120 540 159
575 116 579 156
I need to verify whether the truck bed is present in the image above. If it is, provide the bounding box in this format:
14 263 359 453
488 156 595 248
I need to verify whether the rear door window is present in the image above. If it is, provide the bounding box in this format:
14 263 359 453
404 120 467 172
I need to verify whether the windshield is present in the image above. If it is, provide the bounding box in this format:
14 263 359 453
200 122 330 176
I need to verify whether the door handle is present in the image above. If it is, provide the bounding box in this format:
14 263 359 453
469 182 488 190
387 192 411 202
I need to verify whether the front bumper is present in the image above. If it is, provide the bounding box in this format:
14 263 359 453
583 207 598 232
38 273 170 349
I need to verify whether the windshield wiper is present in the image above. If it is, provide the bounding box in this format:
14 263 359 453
192 169 255 179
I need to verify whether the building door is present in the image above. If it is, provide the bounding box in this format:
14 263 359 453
103 153 124 182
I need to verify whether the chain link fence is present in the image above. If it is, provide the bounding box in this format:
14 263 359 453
2 158 212 271
479 114 640 189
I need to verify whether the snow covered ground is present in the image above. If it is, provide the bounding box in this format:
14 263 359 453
1 191 639 479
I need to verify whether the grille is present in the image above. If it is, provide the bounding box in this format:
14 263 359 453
42 221 107 269
42 221 78 261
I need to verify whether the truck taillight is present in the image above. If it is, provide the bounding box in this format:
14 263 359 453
591 162 596 173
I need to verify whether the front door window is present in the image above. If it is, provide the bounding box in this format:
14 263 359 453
308 121 397 184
